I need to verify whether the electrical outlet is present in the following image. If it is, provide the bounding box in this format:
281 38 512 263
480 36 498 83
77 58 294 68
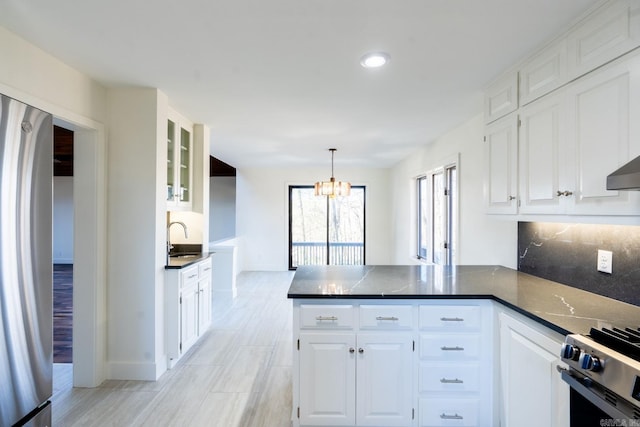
597 249 613 274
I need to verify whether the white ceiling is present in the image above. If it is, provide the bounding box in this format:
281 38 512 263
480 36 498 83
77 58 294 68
0 0 600 168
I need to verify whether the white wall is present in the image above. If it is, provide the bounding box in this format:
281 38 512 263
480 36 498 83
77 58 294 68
106 88 168 380
53 176 74 264
210 176 236 242
236 167 391 271
390 114 517 268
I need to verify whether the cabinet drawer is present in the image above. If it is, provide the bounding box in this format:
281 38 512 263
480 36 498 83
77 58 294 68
419 398 479 427
198 258 212 277
420 334 480 359
419 363 480 393
299 305 354 329
180 266 199 286
419 306 481 330
359 305 413 329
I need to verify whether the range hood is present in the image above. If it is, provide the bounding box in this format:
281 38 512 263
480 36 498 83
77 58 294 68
607 155 640 190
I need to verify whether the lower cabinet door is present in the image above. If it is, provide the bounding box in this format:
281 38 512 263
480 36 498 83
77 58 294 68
299 333 356 426
499 312 569 427
198 277 211 334
419 398 479 427
356 333 414 426
180 281 199 354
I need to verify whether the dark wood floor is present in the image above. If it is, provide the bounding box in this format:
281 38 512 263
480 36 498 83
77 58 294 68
53 264 72 363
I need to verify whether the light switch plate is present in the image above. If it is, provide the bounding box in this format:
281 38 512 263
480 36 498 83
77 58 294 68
597 249 613 274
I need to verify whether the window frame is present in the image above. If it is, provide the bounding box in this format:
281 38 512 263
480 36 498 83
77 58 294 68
288 185 367 270
415 157 458 265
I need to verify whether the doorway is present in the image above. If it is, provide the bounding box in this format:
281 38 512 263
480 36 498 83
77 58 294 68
288 185 366 269
53 125 74 368
53 125 73 363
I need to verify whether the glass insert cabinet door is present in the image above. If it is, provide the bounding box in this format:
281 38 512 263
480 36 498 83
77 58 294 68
166 118 192 206
289 186 365 269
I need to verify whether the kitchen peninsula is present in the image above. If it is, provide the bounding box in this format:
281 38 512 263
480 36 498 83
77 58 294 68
287 265 640 427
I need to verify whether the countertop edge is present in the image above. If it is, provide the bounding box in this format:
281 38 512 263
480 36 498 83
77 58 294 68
164 252 212 269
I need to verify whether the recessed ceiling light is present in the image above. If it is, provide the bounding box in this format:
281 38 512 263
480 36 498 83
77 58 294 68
360 52 390 69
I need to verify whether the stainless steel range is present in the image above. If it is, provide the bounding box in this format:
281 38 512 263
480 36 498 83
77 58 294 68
560 326 640 426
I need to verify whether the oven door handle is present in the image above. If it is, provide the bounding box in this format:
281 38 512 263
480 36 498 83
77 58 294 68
559 368 633 421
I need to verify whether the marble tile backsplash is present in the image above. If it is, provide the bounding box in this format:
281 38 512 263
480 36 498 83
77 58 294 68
518 222 640 307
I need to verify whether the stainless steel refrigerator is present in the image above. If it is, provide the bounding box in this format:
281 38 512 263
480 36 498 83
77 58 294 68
0 94 53 426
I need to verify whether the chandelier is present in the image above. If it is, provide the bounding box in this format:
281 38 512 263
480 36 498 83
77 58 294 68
314 148 351 198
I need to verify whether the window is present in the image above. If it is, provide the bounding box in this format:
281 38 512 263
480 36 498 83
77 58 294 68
289 186 365 270
416 162 457 265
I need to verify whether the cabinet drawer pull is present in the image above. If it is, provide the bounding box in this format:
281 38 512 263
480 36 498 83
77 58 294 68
441 346 464 351
349 348 355 354
440 413 463 420
188 274 197 279
440 317 464 322
375 316 399 321
440 377 464 384
358 348 364 354
203 267 211 272
316 316 338 321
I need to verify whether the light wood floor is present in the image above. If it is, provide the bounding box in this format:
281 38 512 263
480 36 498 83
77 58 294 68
52 271 295 427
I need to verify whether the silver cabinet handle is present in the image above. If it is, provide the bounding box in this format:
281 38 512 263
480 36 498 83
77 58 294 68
508 195 516 200
440 413 463 420
557 190 574 197
441 346 464 351
358 348 364 354
440 378 464 384
349 348 355 354
376 316 399 321
315 316 338 321
440 317 464 322
188 274 197 279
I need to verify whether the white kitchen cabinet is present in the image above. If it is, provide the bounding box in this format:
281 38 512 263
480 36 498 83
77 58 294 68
498 311 569 427
197 262 212 333
561 50 640 215
167 109 193 211
417 301 494 427
518 90 565 214
298 332 413 427
487 48 640 216
356 333 413 426
484 71 518 124
294 303 415 427
298 332 356 426
165 256 212 368
519 38 567 106
483 113 519 214
567 0 640 81
181 277 199 353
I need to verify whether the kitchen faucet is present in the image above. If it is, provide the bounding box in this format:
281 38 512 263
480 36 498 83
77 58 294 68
167 221 188 260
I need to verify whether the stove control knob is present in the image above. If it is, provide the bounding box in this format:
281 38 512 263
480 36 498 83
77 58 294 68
579 353 602 372
560 343 581 361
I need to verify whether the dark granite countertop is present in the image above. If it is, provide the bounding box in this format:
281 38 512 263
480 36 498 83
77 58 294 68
164 252 212 270
287 265 640 336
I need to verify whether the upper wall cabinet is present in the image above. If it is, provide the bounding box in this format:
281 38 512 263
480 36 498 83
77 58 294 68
484 0 640 216
484 113 519 214
567 0 640 81
518 90 566 214
562 50 640 215
486 50 640 216
484 72 518 124
520 39 568 106
167 109 194 211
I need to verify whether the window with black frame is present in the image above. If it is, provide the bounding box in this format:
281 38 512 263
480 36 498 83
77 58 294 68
288 185 365 270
